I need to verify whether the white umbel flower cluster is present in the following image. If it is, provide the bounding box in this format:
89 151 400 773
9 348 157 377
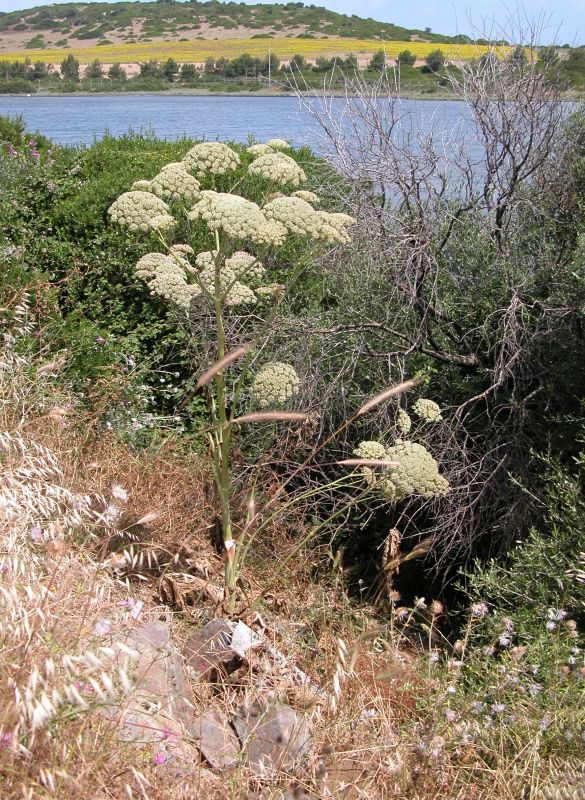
108 191 175 233
135 252 200 309
264 196 354 244
225 250 266 281
194 251 257 306
353 440 388 486
412 398 443 423
382 440 449 501
149 162 201 206
352 438 449 501
293 190 320 205
248 153 306 187
397 409 412 434
266 138 291 150
251 362 300 407
183 141 241 176
189 191 287 246
247 143 275 158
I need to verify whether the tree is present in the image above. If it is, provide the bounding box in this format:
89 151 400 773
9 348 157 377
180 62 198 82
108 63 127 82
60 54 80 82
289 53 307 72
261 52 280 76
31 61 48 80
397 49 416 66
368 49 386 72
538 45 559 66
162 57 179 82
343 53 358 72
85 59 103 79
508 44 527 68
425 48 445 73
140 61 162 78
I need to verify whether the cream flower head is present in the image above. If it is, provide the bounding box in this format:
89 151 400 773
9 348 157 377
189 191 287 246
108 191 175 233
251 362 300 407
248 152 306 187
183 141 241 176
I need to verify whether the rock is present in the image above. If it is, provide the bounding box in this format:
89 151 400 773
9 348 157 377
192 708 241 768
316 756 370 799
232 700 313 775
230 620 263 659
183 619 240 680
124 620 195 727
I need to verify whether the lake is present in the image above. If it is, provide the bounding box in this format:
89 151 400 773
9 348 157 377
0 94 472 152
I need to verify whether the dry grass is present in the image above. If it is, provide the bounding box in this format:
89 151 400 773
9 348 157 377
0 295 575 799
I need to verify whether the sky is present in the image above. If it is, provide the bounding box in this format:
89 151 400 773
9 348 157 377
0 0 581 45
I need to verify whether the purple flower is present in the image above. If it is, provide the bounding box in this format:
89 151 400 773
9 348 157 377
0 731 13 749
30 525 43 541
95 336 107 345
93 618 112 637
471 601 489 618
153 751 166 765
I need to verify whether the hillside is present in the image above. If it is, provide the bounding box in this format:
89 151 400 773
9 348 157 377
0 0 472 58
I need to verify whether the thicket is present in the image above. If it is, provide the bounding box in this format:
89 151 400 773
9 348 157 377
1 43 585 786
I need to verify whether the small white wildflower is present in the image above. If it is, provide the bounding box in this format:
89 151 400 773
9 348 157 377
93 618 112 637
471 700 484 715
112 485 129 502
445 709 457 721
250 362 300 407
499 633 511 647
446 685 457 694
490 703 506 715
546 620 557 632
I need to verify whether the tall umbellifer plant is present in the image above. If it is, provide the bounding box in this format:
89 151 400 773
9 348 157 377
108 139 355 609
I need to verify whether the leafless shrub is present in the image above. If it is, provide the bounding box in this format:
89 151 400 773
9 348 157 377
292 20 584 566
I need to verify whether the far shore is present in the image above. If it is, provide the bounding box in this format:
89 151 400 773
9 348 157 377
0 86 458 100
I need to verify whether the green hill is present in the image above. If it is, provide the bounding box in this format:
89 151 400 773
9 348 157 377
0 1 471 46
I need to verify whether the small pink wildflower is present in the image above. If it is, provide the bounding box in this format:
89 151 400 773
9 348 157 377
153 751 166 765
30 525 43 541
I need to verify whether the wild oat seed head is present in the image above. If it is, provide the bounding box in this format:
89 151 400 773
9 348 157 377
412 398 443 423
108 191 175 233
251 362 300 407
248 152 307 187
182 141 241 176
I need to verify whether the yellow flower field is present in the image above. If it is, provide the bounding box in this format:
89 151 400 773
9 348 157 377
0 38 501 65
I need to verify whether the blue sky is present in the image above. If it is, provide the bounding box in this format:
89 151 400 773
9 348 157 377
0 0 581 45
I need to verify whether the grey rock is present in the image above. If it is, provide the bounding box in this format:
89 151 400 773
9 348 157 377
192 707 241 768
184 619 240 680
232 700 313 775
